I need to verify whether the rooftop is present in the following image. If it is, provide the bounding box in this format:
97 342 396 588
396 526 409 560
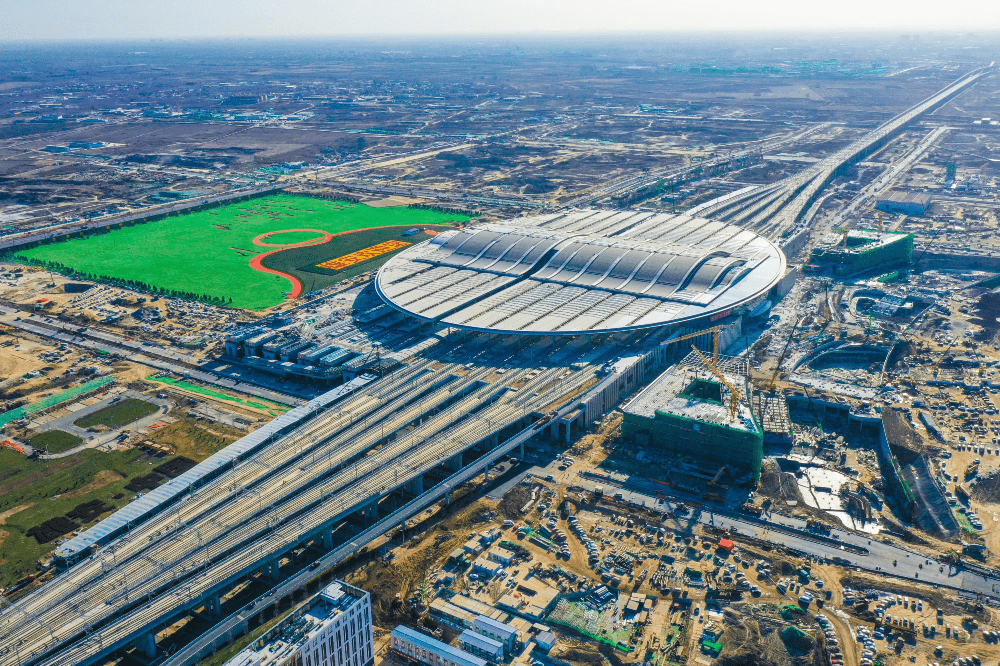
393 626 487 666
624 353 757 432
226 582 367 666
376 210 784 336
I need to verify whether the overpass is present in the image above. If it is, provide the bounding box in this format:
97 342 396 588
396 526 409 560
691 66 993 242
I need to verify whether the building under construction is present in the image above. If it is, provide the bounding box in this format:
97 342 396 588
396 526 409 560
622 352 763 486
807 229 914 276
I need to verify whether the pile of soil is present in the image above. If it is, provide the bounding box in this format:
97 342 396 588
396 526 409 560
970 291 1000 341
66 500 111 523
27 516 77 544
154 456 197 478
971 471 1000 504
125 473 163 492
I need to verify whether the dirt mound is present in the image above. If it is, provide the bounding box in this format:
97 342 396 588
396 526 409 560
498 486 530 519
970 291 1000 341
125 473 163 492
757 460 803 504
66 500 112 523
27 516 77 544
971 471 1000 504
154 456 197 478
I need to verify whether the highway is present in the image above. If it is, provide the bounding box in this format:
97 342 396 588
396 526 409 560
0 336 613 666
571 474 1000 602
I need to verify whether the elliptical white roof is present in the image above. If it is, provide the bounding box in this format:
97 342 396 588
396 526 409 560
376 210 784 335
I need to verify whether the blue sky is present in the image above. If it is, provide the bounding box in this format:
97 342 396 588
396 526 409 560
3 0 999 42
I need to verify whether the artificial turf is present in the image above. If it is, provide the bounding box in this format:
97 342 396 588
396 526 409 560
13 194 469 310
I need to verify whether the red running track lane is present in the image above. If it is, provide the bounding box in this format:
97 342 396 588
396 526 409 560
247 225 437 301
249 229 334 300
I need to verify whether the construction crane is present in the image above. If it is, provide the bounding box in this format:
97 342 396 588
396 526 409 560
767 317 800 391
968 339 987 378
690 345 746 422
667 323 734 363
932 338 957 378
708 465 728 487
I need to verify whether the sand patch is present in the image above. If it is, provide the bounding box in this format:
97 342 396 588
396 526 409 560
363 196 425 208
0 503 34 525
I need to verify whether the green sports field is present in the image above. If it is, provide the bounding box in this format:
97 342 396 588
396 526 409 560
13 194 469 310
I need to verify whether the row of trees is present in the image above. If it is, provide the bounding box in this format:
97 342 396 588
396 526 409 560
26 259 235 306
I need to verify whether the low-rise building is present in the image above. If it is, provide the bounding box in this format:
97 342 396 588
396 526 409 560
458 630 505 664
472 615 518 656
391 626 485 666
486 547 516 566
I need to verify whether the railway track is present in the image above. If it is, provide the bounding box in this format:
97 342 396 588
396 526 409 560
2 338 607 666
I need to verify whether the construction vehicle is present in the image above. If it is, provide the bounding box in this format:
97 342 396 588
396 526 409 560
690 345 747 422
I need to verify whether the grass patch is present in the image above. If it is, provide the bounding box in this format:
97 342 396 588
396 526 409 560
147 375 290 411
13 194 469 310
146 417 240 462
27 430 82 454
74 398 159 429
0 448 163 588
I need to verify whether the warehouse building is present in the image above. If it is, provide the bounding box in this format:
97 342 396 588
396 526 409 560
224 581 373 666
622 353 763 485
876 190 932 215
807 229 914 277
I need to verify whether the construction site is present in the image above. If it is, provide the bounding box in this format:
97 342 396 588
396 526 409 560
2 34 1000 666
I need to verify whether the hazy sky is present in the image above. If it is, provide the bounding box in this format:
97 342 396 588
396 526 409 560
3 0 1000 42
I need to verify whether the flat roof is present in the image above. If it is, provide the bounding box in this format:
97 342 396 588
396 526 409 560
459 630 504 654
392 626 487 666
376 210 784 336
225 581 367 666
624 354 757 433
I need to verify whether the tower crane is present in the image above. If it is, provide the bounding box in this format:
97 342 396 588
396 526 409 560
666 323 734 363
690 345 747 422
932 338 957 378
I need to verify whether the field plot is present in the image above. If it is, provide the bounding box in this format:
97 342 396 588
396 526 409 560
74 398 158 429
12 194 468 310
27 430 82 454
0 448 161 588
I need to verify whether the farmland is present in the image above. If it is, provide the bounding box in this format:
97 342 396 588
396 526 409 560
74 398 159 429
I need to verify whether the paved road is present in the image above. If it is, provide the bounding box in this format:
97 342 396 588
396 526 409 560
0 308 303 405
34 389 171 459
571 474 1000 602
